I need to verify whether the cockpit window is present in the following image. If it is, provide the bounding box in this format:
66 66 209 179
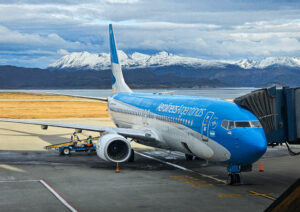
250 121 262 128
235 121 251 128
228 121 235 130
221 120 262 130
221 120 228 129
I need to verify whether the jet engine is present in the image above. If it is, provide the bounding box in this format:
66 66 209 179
96 134 131 163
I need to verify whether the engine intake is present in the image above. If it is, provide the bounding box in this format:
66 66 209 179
96 134 131 163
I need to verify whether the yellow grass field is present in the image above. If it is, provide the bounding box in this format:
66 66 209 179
0 92 81 99
0 92 108 119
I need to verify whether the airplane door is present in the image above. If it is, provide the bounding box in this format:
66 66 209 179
201 111 214 141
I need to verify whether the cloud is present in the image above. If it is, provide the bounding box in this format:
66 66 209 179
0 25 88 51
1 0 300 67
0 25 98 67
58 49 69 55
106 0 139 3
112 21 300 59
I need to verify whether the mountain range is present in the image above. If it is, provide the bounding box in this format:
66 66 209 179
1 51 300 89
48 51 300 71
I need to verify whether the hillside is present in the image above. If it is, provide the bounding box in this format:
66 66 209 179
0 65 226 89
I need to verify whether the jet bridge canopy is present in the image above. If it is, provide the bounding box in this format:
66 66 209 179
234 86 300 145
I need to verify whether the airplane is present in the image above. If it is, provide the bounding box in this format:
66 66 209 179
0 24 267 185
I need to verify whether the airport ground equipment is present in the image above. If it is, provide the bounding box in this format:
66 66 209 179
45 137 99 155
58 144 96 155
235 86 300 146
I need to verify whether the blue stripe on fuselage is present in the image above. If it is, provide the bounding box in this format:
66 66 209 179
111 92 257 121
110 92 266 165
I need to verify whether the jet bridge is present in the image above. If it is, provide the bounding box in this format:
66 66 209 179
234 86 300 145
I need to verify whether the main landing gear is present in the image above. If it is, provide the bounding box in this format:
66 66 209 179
128 149 135 162
185 154 194 161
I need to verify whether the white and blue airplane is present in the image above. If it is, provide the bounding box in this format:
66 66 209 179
0 24 267 184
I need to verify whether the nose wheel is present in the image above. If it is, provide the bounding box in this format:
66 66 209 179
227 173 241 185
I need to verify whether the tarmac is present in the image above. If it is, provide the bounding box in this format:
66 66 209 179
0 118 300 212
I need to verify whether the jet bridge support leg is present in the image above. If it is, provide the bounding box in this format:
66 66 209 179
227 164 241 185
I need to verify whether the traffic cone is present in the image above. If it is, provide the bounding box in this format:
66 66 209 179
259 162 264 172
115 162 120 173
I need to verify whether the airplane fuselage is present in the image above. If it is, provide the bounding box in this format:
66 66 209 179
108 92 267 166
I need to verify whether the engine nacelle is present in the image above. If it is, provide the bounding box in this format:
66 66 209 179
96 134 131 163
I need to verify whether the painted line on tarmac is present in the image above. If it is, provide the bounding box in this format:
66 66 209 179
0 179 80 210
248 190 276 200
0 179 39 183
136 152 226 184
2 161 75 166
217 191 276 200
40 179 79 212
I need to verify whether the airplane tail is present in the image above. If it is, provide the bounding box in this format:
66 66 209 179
109 24 132 94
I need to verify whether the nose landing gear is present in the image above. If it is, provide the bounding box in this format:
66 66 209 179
227 164 241 185
227 173 241 185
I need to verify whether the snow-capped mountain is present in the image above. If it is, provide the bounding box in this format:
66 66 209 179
234 59 258 69
48 51 300 70
48 51 226 70
256 57 300 69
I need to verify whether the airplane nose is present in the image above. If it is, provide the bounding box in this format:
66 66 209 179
236 129 267 164
247 131 267 162
251 136 267 158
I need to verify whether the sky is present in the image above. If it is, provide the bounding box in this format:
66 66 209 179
0 0 300 68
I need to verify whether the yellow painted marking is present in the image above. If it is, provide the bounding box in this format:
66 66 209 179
171 175 190 178
171 175 213 187
0 164 26 173
185 181 206 184
248 190 276 200
171 176 193 181
217 191 276 199
218 194 242 198
192 184 213 187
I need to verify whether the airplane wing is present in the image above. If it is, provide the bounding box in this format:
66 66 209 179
0 118 156 141
59 94 108 102
37 92 108 102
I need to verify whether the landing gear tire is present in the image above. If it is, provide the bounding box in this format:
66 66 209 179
227 173 241 185
128 149 135 162
63 147 70 155
185 154 194 161
235 174 241 184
